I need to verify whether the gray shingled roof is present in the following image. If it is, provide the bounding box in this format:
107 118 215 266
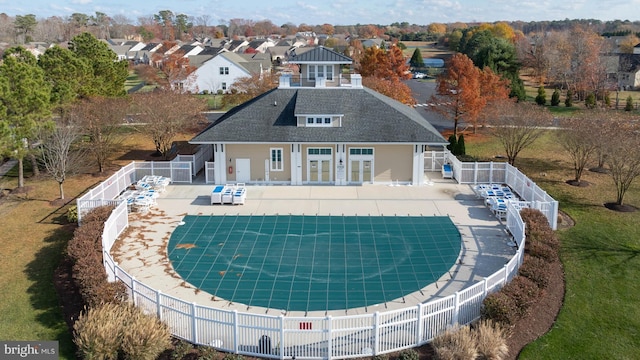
190 88 447 144
289 46 352 64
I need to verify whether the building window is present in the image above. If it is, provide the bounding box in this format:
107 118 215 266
305 117 332 127
219 67 229 75
222 82 227 91
307 65 333 81
308 148 332 155
270 148 283 171
350 148 373 155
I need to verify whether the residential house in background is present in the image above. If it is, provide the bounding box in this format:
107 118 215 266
183 51 271 94
190 46 447 186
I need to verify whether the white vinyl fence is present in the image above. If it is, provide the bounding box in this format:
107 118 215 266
173 144 213 177
76 161 192 222
441 153 559 230
77 158 547 359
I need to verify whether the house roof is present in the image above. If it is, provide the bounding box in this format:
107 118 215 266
288 46 352 64
190 87 447 144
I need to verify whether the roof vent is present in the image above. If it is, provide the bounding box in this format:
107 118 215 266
273 100 277 106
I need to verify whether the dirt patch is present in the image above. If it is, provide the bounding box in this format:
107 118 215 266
565 180 590 187
604 202 638 212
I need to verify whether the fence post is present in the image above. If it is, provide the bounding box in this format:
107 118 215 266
233 310 239 354
327 315 332 360
452 292 460 325
192 302 198 344
131 277 137 306
416 304 424 345
156 290 162 320
373 312 380 355
279 315 285 360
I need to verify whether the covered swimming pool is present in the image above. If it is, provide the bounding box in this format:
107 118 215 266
168 215 461 312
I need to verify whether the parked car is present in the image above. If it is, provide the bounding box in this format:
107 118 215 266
412 72 426 79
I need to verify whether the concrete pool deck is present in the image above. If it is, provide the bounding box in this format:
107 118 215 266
112 175 517 317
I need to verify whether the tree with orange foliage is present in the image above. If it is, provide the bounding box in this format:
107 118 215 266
362 77 416 106
429 53 510 136
151 41 197 90
358 44 412 104
222 72 279 108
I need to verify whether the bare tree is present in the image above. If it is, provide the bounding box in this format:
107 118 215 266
556 111 605 185
486 100 553 166
132 90 206 159
74 97 129 173
38 118 88 200
602 118 640 210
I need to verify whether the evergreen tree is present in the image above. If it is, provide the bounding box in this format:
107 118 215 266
68 32 128 97
0 46 52 188
551 89 560 106
535 86 546 105
585 93 596 109
625 95 634 111
409 48 424 68
447 134 457 154
455 134 466 156
565 89 573 107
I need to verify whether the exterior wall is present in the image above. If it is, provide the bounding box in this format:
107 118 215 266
185 55 250 94
372 145 413 183
226 144 291 183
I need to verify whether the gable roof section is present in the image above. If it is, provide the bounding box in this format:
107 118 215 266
289 46 352 64
190 88 447 144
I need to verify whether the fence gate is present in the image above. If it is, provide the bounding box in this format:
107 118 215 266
205 162 215 183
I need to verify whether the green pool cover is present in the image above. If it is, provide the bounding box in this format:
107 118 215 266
168 215 461 312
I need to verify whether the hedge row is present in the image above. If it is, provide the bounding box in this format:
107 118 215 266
66 205 127 307
481 209 560 325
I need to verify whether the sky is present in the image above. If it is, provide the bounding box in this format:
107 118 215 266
3 0 640 26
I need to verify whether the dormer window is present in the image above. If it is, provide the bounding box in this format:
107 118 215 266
306 116 332 127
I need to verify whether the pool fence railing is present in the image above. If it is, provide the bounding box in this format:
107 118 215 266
79 158 556 359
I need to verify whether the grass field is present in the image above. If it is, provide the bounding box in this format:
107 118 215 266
1 127 639 359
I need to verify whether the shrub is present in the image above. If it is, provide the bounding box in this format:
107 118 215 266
550 89 560 106
431 325 477 360
222 354 244 360
526 240 558 263
66 205 79 223
565 89 573 107
474 320 509 360
172 340 194 360
455 134 466 156
519 255 551 289
481 292 517 325
73 303 127 360
371 354 389 360
397 349 419 360
625 95 634 111
447 134 457 153
197 345 219 360
120 305 172 360
535 86 546 105
74 303 172 360
585 93 596 109
501 276 540 317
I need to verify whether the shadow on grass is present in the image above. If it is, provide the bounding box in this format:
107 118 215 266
25 216 78 359
561 226 640 271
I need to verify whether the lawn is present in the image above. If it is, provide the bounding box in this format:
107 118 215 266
464 129 640 359
1 128 639 359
